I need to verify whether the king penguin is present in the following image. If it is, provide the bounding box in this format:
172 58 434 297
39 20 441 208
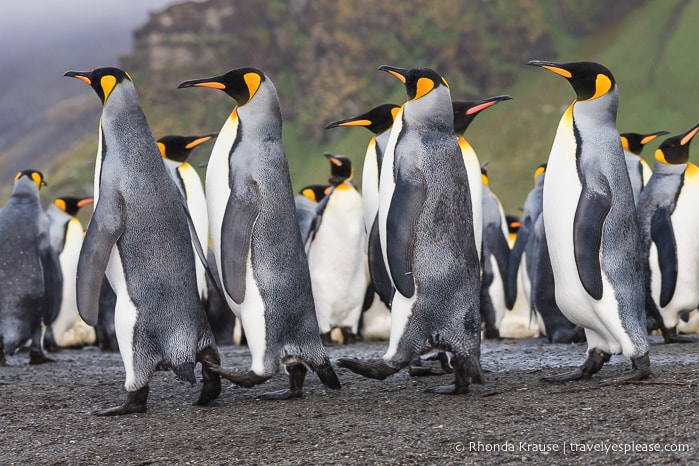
177 67 341 399
637 123 699 343
527 60 650 382
479 163 510 339
157 133 217 308
305 154 367 345
620 130 668 205
325 104 400 308
452 95 512 261
337 66 483 394
44 196 94 351
65 67 221 415
0 170 61 366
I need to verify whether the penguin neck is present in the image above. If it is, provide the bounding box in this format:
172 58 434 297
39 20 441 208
572 89 618 126
653 161 687 175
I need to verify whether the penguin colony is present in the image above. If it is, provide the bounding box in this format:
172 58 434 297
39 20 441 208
0 59 696 414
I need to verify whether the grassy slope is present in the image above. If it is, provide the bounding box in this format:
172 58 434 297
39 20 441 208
31 0 696 217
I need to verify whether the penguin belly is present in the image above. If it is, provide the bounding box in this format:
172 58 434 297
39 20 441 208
543 124 632 355
361 141 380 235
179 164 209 301
50 218 83 346
383 291 417 362
486 254 507 329
308 190 366 333
460 140 482 258
238 256 268 376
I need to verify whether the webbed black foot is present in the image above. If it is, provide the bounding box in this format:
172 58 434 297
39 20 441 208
93 386 149 416
196 347 221 405
336 357 399 380
340 327 362 344
542 348 610 382
661 327 698 344
29 349 54 365
426 355 472 395
600 352 651 385
257 365 307 400
206 364 270 388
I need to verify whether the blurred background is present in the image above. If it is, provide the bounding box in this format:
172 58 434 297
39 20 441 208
0 0 695 219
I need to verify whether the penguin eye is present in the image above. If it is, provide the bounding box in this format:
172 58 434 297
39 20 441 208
413 77 435 100
100 75 118 104
243 72 262 102
589 74 612 100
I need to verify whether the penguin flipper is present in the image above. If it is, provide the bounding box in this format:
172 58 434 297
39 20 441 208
368 215 394 308
40 244 63 325
386 175 426 298
306 190 333 247
221 188 261 304
650 205 678 307
505 220 529 310
573 189 612 300
77 196 126 326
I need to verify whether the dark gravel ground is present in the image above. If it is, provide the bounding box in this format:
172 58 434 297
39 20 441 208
1 335 697 465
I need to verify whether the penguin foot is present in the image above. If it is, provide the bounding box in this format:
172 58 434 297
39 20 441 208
93 386 149 416
29 349 55 365
257 365 307 401
196 347 221 405
661 327 698 344
207 365 270 388
483 327 501 340
336 357 399 380
426 383 469 395
599 352 651 385
409 365 445 377
320 332 337 347
541 348 610 382
340 327 362 345
0 338 5 366
425 356 473 395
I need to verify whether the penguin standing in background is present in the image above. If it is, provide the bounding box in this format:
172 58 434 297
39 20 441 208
506 164 584 343
295 184 331 249
338 66 483 394
44 196 94 351
620 130 668 205
65 67 220 415
452 95 512 260
178 67 340 399
637 124 699 343
528 60 650 382
157 133 217 307
304 154 367 345
0 170 61 366
325 104 400 308
479 163 510 339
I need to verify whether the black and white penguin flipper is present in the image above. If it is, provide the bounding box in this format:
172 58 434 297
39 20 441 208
40 239 63 326
76 194 125 327
573 187 612 300
386 175 426 298
650 206 678 307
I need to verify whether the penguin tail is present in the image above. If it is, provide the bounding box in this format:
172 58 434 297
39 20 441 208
172 362 197 386
310 359 341 390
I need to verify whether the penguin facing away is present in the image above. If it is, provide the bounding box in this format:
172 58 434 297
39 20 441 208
479 163 510 339
65 67 221 415
337 66 483 394
637 124 699 343
452 95 512 261
157 133 217 307
44 196 94 351
620 130 668 205
325 103 401 308
528 60 650 382
305 153 367 345
178 67 341 399
0 170 62 366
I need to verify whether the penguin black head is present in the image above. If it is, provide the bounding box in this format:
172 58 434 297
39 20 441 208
620 131 669 155
527 60 616 102
299 184 330 203
14 170 46 190
157 133 218 163
324 104 401 135
178 67 266 105
655 123 699 165
506 214 521 235
54 196 94 217
324 153 353 186
64 67 133 106
452 95 513 135
378 65 449 101
480 161 489 186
